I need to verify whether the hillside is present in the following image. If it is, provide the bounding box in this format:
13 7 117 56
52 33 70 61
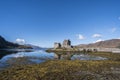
77 39 120 48
0 36 32 49
25 44 45 50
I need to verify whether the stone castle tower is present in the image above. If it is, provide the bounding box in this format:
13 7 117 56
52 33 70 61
62 39 72 48
54 39 72 49
54 42 61 49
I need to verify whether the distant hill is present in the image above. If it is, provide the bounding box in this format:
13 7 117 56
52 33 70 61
0 36 32 49
25 44 45 50
76 39 120 48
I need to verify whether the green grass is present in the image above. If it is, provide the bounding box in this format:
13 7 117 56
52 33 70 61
88 52 120 61
0 60 120 80
0 52 120 80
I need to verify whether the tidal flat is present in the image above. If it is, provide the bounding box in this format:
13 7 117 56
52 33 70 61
0 51 120 80
0 60 120 80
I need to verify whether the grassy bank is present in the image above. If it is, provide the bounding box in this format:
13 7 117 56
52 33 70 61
87 52 120 61
0 60 120 80
0 51 120 80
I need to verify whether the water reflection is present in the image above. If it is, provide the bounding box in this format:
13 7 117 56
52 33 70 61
0 50 54 62
54 52 107 60
54 52 73 60
0 50 107 62
0 50 18 59
71 54 107 60
0 49 107 69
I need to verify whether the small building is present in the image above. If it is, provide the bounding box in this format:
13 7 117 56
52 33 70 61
54 42 61 49
62 39 72 48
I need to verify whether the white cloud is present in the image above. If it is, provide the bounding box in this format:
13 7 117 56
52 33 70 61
95 39 103 43
77 34 85 40
16 38 25 45
111 27 117 33
92 34 102 38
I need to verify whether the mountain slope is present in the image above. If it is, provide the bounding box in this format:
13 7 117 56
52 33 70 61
0 36 32 49
77 39 120 48
0 36 18 48
25 44 44 50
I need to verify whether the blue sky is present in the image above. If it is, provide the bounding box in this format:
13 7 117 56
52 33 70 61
0 0 120 47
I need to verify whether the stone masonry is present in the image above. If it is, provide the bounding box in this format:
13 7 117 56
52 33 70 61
62 39 72 48
54 42 61 49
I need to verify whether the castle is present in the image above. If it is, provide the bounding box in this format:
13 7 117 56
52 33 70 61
54 39 72 49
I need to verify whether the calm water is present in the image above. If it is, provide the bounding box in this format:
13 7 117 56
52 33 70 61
0 49 107 69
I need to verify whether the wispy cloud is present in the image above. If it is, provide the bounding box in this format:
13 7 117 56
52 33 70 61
118 17 120 20
77 34 85 40
111 27 117 33
16 38 25 45
95 39 103 43
92 34 102 38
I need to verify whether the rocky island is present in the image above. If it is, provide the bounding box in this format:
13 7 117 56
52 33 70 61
47 39 120 53
47 39 75 52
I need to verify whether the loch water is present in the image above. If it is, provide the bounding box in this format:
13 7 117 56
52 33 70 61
0 49 107 69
